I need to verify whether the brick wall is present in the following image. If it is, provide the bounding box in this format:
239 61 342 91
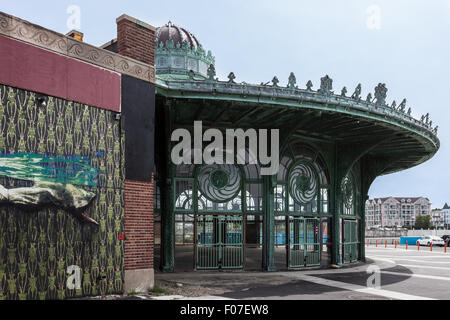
117 15 155 66
124 176 154 270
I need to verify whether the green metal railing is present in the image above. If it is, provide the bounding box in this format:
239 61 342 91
195 215 244 270
288 217 321 268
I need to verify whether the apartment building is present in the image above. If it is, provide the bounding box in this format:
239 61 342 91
365 197 431 228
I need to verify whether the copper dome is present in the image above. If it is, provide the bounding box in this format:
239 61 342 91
155 21 201 51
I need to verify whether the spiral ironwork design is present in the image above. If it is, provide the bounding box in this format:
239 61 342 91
341 174 354 209
288 162 318 205
197 164 241 203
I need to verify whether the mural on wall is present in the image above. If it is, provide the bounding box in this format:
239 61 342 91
0 152 101 225
0 84 125 300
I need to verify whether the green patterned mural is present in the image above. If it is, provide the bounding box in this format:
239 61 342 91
0 84 125 300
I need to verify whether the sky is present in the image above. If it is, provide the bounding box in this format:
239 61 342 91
2 0 450 208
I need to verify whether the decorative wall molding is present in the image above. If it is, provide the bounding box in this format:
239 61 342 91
0 11 156 84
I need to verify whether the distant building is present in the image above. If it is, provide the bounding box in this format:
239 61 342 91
431 209 445 228
441 203 450 229
365 197 431 228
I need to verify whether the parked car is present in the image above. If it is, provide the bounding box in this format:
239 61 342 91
417 235 445 247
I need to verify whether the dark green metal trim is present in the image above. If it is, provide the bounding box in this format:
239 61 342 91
262 174 276 271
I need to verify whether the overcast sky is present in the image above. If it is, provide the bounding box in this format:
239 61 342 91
2 0 450 208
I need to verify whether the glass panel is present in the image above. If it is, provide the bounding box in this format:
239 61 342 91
175 180 193 211
274 185 286 213
274 215 286 246
198 192 242 212
246 183 262 212
320 188 329 214
288 194 318 214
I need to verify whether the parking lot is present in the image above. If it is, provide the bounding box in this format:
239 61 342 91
152 244 450 300
363 245 450 299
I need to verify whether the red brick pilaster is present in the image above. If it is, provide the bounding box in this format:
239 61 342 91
124 175 154 271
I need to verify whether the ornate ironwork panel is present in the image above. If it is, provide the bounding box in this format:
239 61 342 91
195 215 244 270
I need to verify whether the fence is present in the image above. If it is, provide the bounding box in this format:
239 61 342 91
366 230 407 238
366 229 450 238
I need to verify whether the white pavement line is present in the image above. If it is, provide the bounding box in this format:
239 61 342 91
295 275 434 300
395 264 450 270
369 257 396 265
392 259 450 264
367 248 449 255
367 255 450 259
381 271 450 282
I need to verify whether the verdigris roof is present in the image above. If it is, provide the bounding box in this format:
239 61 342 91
156 72 439 175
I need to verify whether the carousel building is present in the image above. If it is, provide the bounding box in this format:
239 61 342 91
151 22 440 271
0 11 440 299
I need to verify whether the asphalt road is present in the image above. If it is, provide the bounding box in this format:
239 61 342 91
362 245 450 299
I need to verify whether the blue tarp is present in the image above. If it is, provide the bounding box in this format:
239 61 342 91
400 236 421 245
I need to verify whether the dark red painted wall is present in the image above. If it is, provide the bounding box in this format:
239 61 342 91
0 35 121 112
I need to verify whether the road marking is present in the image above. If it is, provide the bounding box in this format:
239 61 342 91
395 264 450 270
367 247 449 255
367 254 450 259
279 272 434 300
381 271 450 282
297 275 434 300
393 259 450 264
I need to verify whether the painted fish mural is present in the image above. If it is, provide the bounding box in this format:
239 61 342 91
0 152 100 225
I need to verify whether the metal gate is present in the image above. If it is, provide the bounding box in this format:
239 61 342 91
195 215 244 270
343 219 358 263
288 217 321 268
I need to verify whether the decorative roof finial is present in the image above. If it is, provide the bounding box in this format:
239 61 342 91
374 83 388 106
306 80 313 91
391 101 397 109
207 64 216 81
366 93 373 103
227 72 236 84
319 75 333 95
398 99 406 113
351 84 362 100
287 72 296 89
272 76 279 87
341 87 347 97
